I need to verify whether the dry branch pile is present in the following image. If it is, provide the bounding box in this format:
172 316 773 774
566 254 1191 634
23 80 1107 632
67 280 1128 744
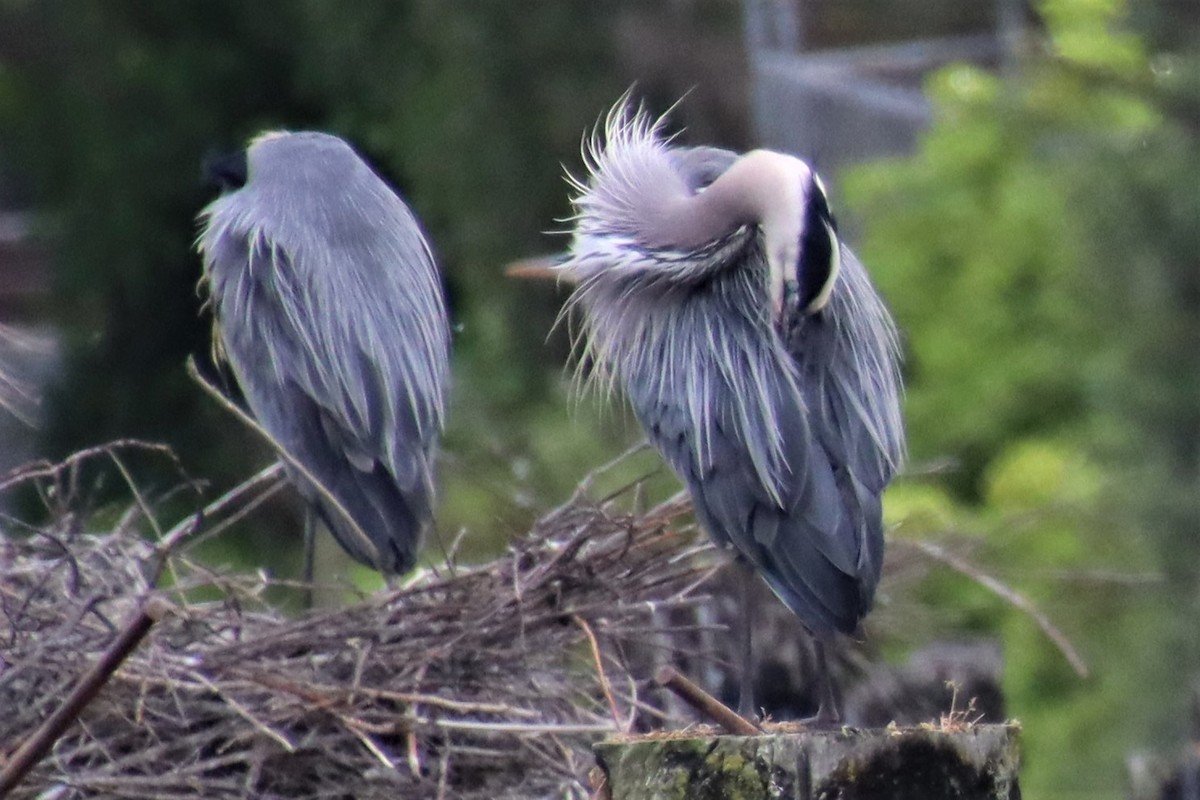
0 445 714 799
0 442 1089 799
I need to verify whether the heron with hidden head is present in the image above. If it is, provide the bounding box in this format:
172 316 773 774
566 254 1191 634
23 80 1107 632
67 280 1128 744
197 131 450 585
554 101 905 724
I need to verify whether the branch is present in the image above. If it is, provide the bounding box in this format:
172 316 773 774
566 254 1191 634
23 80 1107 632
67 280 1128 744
0 596 175 796
0 440 187 494
655 666 760 736
147 461 286 586
902 539 1090 678
186 356 377 565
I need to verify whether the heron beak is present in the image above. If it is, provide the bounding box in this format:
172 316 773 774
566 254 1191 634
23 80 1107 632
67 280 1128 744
504 254 580 285
766 245 796 324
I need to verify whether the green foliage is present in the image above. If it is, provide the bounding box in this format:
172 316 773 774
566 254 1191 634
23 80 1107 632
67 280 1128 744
1076 37 1200 738
892 436 1161 798
843 0 1155 499
844 1 1197 796
844 74 1082 495
1042 0 1146 72
883 481 967 538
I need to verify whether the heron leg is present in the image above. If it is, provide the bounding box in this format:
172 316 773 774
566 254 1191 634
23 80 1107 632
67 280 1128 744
301 509 316 609
812 638 842 726
737 563 756 718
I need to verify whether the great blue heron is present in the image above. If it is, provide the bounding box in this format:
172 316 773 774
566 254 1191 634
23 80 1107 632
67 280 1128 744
559 103 904 723
197 131 450 578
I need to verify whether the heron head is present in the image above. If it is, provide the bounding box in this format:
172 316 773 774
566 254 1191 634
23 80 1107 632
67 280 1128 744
200 130 388 248
201 149 248 192
200 132 317 193
243 131 366 188
566 102 841 321
790 169 841 315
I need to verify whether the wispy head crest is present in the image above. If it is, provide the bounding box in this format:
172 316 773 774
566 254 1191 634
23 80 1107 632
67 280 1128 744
565 95 688 245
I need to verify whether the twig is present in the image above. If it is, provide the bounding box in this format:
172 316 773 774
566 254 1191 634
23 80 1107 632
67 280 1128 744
0 440 185 494
904 539 1090 678
186 356 378 565
148 461 285 586
183 471 285 550
426 721 618 735
315 685 543 717
588 765 612 800
0 596 174 796
567 440 652 505
574 615 623 732
349 727 400 772
435 746 452 800
108 451 164 541
0 446 714 799
406 728 423 778
503 254 566 282
654 666 760 736
189 670 296 753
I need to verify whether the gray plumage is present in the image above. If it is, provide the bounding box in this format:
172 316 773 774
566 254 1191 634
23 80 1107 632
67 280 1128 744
197 131 449 575
562 103 904 639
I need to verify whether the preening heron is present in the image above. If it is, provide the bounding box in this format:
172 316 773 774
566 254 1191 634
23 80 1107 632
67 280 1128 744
559 103 904 723
197 131 450 577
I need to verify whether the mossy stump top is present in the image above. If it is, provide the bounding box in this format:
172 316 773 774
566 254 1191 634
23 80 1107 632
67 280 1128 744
593 722 1020 800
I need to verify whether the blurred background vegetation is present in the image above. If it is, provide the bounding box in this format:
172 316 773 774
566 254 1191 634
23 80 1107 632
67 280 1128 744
1 1 1198 797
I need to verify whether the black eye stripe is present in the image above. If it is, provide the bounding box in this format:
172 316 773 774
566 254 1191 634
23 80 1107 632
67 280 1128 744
796 174 837 311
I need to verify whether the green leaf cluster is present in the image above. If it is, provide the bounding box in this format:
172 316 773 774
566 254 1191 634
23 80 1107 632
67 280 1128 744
844 1 1195 795
844 3 1155 496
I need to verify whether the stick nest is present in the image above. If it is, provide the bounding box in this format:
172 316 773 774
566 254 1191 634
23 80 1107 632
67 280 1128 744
1 443 711 799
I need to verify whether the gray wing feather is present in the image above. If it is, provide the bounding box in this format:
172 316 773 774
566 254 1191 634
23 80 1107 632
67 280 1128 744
611 242 902 635
203 207 447 573
626 339 867 637
786 247 903 592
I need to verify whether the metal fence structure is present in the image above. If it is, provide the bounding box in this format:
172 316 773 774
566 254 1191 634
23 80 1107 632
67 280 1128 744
742 0 1022 182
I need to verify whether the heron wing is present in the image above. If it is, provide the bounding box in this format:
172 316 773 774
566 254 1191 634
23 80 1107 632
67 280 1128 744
793 358 888 596
626 354 866 636
784 248 904 593
201 207 449 573
792 247 903 490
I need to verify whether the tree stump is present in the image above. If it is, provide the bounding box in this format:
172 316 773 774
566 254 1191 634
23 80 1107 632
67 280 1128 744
593 723 1020 800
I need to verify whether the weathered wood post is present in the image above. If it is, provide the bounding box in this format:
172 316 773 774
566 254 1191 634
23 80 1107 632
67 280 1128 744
594 723 1021 800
